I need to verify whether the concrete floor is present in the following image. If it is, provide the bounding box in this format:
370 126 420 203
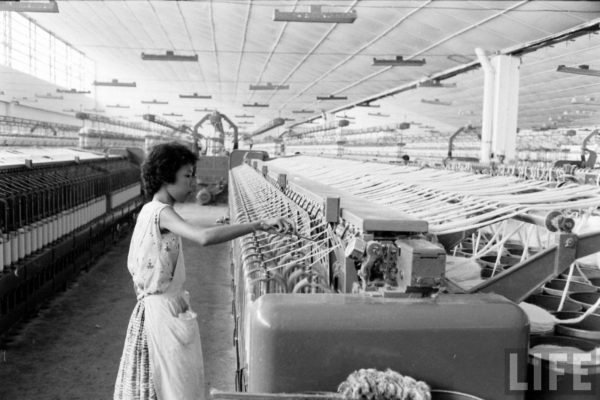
0 203 235 400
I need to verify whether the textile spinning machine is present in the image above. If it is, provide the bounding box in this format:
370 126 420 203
228 154 600 400
0 148 143 338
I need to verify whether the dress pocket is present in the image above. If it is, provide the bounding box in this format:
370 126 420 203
172 307 200 346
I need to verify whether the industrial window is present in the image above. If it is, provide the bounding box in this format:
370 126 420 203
0 11 94 91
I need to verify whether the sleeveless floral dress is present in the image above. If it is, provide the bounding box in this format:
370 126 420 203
114 200 205 400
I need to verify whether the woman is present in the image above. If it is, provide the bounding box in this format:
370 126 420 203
114 142 291 400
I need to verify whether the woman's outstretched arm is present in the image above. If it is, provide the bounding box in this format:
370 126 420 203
159 206 291 246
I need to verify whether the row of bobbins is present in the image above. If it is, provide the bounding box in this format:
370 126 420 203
0 197 107 272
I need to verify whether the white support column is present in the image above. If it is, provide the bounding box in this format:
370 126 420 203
475 48 495 164
491 55 520 162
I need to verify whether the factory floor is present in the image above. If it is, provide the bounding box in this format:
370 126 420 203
0 203 235 400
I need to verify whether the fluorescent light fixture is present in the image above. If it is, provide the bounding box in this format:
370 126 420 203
141 51 198 62
238 121 253 125
283 118 295 122
274 5 356 23
93 79 136 87
368 112 390 117
57 88 91 94
249 83 289 90
335 114 355 120
243 102 269 107
356 102 380 108
106 104 130 109
62 109 78 113
35 93 63 100
179 93 212 99
163 112 183 117
292 109 314 114
421 98 452 106
83 108 105 113
419 79 457 88
235 114 255 118
317 95 347 100
195 108 214 112
141 99 169 105
373 56 425 66
557 64 600 77
0 1 58 13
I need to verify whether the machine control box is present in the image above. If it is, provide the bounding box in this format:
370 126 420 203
395 238 446 290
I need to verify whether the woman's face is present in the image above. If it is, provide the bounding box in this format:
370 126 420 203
166 163 196 203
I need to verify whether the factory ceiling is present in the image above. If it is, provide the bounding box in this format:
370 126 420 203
1 0 600 137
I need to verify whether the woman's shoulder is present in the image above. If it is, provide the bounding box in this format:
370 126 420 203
141 199 172 212
135 200 169 222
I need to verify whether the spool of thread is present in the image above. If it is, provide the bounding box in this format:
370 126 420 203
77 206 83 228
25 226 31 256
65 210 70 235
42 219 49 247
11 231 18 264
36 221 43 249
52 216 58 242
87 204 91 223
93 200 98 219
48 218 54 243
57 212 63 239
50 216 55 241
18 228 25 260
82 204 87 226
66 210 71 234
31 223 39 253
0 235 4 272
67 210 72 233
67 210 73 233
3 233 11 267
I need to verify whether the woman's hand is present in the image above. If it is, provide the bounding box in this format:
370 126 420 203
257 217 294 234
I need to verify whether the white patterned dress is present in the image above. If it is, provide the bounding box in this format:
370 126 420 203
114 200 205 400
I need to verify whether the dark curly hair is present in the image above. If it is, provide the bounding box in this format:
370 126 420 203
141 142 198 198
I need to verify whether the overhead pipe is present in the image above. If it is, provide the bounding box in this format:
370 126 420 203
144 113 201 155
250 118 285 138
